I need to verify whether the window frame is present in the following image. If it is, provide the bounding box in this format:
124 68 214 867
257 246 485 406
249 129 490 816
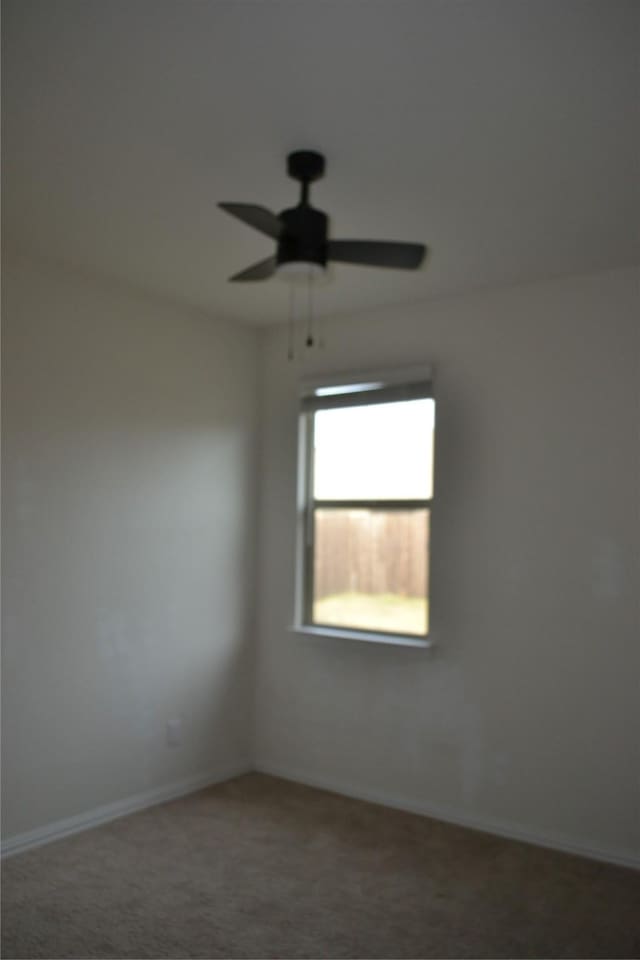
294 367 435 648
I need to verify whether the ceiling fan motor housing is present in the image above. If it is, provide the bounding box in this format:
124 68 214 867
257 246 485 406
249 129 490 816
277 205 328 270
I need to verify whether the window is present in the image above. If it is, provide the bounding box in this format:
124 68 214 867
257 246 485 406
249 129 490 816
296 368 435 645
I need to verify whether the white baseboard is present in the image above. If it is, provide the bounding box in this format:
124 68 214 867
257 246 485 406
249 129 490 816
255 760 640 872
4 758 638 872
1 759 252 859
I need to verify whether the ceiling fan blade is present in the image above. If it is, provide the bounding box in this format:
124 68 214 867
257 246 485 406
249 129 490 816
218 203 282 239
229 256 277 282
328 240 426 270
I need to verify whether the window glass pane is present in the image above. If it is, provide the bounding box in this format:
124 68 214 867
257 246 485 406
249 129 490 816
312 508 430 636
313 398 434 500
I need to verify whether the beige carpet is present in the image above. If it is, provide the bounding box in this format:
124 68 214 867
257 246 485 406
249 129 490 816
2 773 639 959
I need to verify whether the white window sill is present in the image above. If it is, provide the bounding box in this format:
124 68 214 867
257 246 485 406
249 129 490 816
290 624 434 650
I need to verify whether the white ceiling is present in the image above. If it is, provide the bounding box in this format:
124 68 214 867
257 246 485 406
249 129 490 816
3 0 639 325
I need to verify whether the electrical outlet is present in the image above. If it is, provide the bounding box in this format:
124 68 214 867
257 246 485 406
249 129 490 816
166 718 182 747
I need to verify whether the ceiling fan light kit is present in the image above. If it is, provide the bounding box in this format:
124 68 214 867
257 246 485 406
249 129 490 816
218 150 428 282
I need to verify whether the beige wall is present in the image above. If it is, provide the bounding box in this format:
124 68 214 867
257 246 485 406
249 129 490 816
1 254 258 838
3 255 638 865
254 267 640 865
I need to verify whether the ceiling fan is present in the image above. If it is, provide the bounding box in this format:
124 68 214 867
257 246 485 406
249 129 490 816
218 151 427 282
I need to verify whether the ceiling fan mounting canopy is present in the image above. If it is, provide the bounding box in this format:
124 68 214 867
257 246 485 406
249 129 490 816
218 151 427 282
287 150 325 184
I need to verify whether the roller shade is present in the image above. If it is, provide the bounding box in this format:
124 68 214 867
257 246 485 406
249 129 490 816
299 366 433 413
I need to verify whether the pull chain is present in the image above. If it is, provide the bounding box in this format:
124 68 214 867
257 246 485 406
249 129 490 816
287 283 295 361
306 269 314 348
317 306 325 349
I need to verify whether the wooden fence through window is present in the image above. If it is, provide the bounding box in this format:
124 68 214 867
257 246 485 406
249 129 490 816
314 509 429 600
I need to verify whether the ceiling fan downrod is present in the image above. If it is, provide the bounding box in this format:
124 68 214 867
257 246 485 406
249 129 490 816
287 150 326 207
